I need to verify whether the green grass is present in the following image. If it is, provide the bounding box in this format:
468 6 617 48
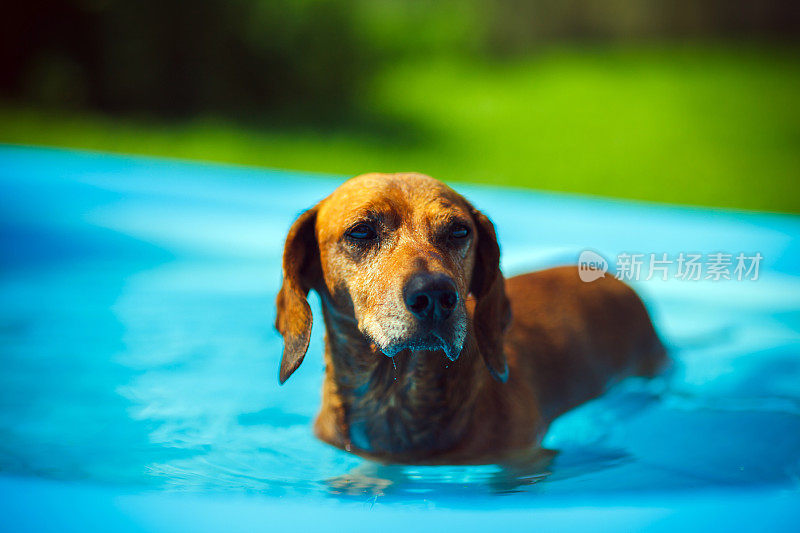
2 44 799 212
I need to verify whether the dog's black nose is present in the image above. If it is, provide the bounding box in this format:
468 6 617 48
403 273 458 323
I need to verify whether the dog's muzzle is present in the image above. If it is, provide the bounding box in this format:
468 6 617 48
379 272 463 361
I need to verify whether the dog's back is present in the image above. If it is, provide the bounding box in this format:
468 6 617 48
504 266 666 423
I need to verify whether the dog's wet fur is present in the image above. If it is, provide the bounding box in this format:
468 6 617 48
276 173 666 464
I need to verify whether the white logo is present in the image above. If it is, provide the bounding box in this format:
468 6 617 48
578 250 608 282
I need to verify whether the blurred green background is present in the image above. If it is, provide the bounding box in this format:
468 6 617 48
2 0 799 212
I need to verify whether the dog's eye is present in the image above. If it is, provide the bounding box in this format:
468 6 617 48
450 224 470 239
347 223 376 241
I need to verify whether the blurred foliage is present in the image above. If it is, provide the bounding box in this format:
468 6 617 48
3 0 370 121
484 0 799 51
2 0 798 123
3 45 798 213
1 1 798 211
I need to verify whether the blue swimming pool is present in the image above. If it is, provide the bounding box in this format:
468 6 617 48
1 145 799 531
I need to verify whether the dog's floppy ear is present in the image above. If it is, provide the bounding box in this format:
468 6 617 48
469 206 511 383
276 205 321 384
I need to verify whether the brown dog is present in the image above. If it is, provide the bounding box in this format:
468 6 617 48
276 172 666 464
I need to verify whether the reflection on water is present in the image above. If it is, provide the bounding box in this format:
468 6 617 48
1 147 799 504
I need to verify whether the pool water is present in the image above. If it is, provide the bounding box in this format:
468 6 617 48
1 146 799 530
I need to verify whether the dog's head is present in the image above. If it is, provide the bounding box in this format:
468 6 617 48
275 173 510 384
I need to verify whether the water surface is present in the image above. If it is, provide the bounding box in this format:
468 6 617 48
1 146 799 515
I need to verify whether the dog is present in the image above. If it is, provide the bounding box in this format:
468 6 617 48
276 172 666 465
